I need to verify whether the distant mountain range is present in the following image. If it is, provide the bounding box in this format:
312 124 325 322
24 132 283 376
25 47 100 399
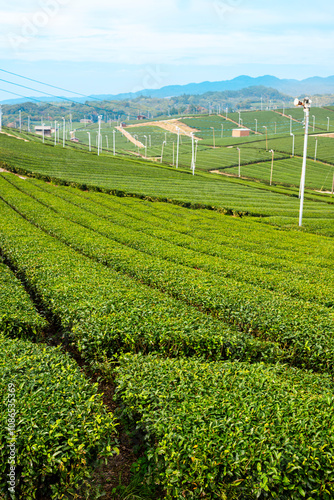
1 75 334 105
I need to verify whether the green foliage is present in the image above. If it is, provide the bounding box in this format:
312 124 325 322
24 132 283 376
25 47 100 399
0 259 46 339
0 334 118 499
0 131 333 226
0 187 275 368
115 354 334 500
0 174 333 373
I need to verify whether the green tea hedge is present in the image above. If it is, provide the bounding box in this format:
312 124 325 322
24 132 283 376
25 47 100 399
0 335 118 499
0 260 46 339
115 354 334 499
0 196 278 368
0 175 332 373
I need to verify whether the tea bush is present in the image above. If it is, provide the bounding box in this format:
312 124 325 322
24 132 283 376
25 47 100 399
116 354 334 500
0 334 118 499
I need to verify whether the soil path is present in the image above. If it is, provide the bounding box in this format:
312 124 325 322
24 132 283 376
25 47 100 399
126 119 202 140
116 126 145 148
0 131 29 142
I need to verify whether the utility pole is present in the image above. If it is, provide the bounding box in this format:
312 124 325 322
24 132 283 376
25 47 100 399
161 141 166 163
291 133 295 157
87 131 91 151
294 97 311 227
62 117 65 147
54 121 57 146
144 135 147 157
255 118 258 133
176 127 180 168
237 147 241 177
19 110 22 132
113 130 116 156
269 149 274 185
98 115 102 155
210 127 215 148
191 133 195 175
314 138 318 162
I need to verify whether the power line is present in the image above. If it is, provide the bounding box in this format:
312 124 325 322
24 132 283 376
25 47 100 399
0 68 106 103
0 76 108 112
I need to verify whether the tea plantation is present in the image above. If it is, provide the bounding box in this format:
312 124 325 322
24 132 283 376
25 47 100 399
0 117 333 499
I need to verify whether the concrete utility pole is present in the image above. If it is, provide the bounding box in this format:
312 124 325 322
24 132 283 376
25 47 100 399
98 115 102 155
161 140 166 163
144 135 147 157
19 110 22 132
87 131 91 152
314 138 318 162
191 133 195 175
255 118 258 133
291 133 295 157
176 127 180 168
113 130 116 156
269 149 274 185
237 147 241 177
62 117 65 148
294 97 311 227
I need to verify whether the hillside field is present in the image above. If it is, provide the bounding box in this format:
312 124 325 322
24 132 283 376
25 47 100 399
0 110 333 499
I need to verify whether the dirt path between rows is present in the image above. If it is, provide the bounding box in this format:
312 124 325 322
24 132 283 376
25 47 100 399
310 133 334 138
0 131 29 142
0 168 27 179
126 119 202 140
116 126 145 148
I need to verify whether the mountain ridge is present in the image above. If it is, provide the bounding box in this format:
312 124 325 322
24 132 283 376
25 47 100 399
1 75 334 105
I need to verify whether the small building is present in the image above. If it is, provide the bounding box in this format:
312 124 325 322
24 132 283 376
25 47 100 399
232 128 250 138
70 137 80 143
35 125 52 137
137 115 147 120
80 119 93 124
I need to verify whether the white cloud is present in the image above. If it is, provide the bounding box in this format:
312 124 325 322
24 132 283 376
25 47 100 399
0 0 333 72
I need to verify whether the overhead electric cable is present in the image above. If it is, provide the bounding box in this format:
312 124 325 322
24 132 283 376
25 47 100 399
0 77 106 110
0 68 105 103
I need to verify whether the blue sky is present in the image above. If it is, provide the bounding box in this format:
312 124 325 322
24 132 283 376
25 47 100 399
0 0 333 100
